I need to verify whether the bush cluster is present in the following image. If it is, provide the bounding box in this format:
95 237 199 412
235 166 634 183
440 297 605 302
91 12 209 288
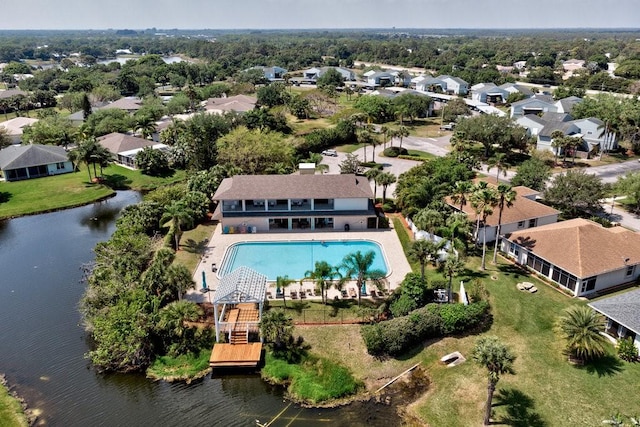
383 147 408 157
361 301 490 356
296 119 356 155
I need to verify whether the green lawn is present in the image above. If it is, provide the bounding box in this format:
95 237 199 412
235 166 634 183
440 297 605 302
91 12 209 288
268 298 381 324
298 247 640 425
0 170 115 219
173 222 218 273
0 381 28 427
100 164 186 191
0 164 186 220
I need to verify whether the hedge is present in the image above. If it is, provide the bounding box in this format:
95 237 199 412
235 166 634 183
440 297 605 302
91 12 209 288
361 301 490 356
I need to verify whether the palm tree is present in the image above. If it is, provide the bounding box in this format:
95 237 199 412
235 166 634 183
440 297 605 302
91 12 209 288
471 187 498 270
303 261 338 304
556 305 607 363
441 251 465 303
259 309 293 350
396 125 409 150
551 130 565 166
492 184 517 264
472 336 516 426
377 172 396 205
365 168 381 202
445 211 472 255
413 208 443 241
0 98 9 120
408 239 444 282
305 152 329 174
380 125 390 150
450 180 474 211
165 264 195 300
487 152 510 184
340 250 384 305
72 138 102 181
160 201 193 251
275 275 295 308
157 300 203 356
135 115 157 140
357 128 375 163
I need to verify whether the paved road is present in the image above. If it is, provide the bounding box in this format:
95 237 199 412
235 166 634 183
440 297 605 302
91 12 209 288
581 158 640 184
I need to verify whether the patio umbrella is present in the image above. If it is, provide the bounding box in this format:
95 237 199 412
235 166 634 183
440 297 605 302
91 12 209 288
202 270 207 291
361 283 367 296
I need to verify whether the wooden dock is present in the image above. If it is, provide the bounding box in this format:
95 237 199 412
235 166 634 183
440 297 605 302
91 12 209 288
209 343 263 368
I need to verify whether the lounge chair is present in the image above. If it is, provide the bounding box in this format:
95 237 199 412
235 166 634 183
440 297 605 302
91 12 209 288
300 290 307 299
290 291 298 300
341 289 348 298
349 288 357 298
370 289 378 298
266 291 273 299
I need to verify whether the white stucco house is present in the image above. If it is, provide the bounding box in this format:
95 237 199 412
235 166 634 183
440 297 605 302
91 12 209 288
446 184 560 244
436 75 469 95
510 98 557 118
503 218 640 297
212 174 378 233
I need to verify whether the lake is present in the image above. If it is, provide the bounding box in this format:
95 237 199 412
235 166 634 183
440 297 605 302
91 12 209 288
0 191 405 426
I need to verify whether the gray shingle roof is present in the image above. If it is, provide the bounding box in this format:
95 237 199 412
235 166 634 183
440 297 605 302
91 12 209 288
0 144 68 170
539 120 580 138
589 288 640 334
213 174 373 201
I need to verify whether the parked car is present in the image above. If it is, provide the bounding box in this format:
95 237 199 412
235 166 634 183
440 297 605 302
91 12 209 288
321 149 338 157
439 122 456 131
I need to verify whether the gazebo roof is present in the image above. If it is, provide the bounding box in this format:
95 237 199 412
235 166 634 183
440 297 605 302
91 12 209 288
213 266 267 305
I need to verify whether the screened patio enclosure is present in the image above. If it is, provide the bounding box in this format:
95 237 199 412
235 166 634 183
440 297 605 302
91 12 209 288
212 266 267 343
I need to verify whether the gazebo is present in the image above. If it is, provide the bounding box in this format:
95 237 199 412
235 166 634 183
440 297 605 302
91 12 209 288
212 266 267 343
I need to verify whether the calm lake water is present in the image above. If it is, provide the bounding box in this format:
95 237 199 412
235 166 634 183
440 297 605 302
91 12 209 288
0 191 405 427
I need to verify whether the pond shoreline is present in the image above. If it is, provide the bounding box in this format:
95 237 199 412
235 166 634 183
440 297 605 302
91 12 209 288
0 191 116 221
1 374 36 426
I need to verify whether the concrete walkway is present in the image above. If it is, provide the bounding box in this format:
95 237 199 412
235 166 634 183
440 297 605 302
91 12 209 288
185 223 413 304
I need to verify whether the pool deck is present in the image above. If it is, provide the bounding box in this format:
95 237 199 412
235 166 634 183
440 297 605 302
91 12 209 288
186 224 413 303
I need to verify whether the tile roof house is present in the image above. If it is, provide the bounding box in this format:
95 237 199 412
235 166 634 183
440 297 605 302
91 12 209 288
446 184 560 244
212 174 376 233
0 117 39 144
0 144 73 181
502 218 640 297
204 95 257 114
97 132 168 169
589 288 640 352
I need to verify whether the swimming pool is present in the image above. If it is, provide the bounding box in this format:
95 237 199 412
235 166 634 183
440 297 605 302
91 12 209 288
219 240 389 280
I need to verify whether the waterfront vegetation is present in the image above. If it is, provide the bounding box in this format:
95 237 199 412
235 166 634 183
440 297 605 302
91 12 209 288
262 352 362 404
0 381 28 427
146 348 211 383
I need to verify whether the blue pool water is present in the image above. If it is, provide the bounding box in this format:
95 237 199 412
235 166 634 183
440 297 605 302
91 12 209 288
219 240 388 280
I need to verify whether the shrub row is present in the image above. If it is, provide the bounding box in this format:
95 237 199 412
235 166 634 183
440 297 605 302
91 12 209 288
382 147 408 157
361 301 490 356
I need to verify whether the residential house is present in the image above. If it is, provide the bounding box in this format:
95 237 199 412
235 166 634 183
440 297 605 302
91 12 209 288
499 83 534 99
366 71 395 88
589 289 640 352
572 117 616 152
415 77 447 93
536 119 582 154
0 117 38 144
446 184 560 244
436 75 469 95
0 89 28 100
503 218 640 297
302 67 355 83
99 97 143 114
510 97 557 118
513 60 527 70
390 70 412 87
470 83 509 104
555 96 583 114
212 174 377 233
204 95 257 114
515 114 547 137
0 144 73 181
97 132 168 169
562 59 585 72
246 66 287 81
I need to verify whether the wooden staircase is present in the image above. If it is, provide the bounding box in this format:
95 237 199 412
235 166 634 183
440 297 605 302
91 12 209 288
230 329 247 344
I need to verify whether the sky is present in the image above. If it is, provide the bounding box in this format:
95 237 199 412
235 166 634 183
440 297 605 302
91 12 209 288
0 0 639 30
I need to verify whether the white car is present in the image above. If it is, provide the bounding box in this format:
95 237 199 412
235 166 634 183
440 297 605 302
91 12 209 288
321 149 338 157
